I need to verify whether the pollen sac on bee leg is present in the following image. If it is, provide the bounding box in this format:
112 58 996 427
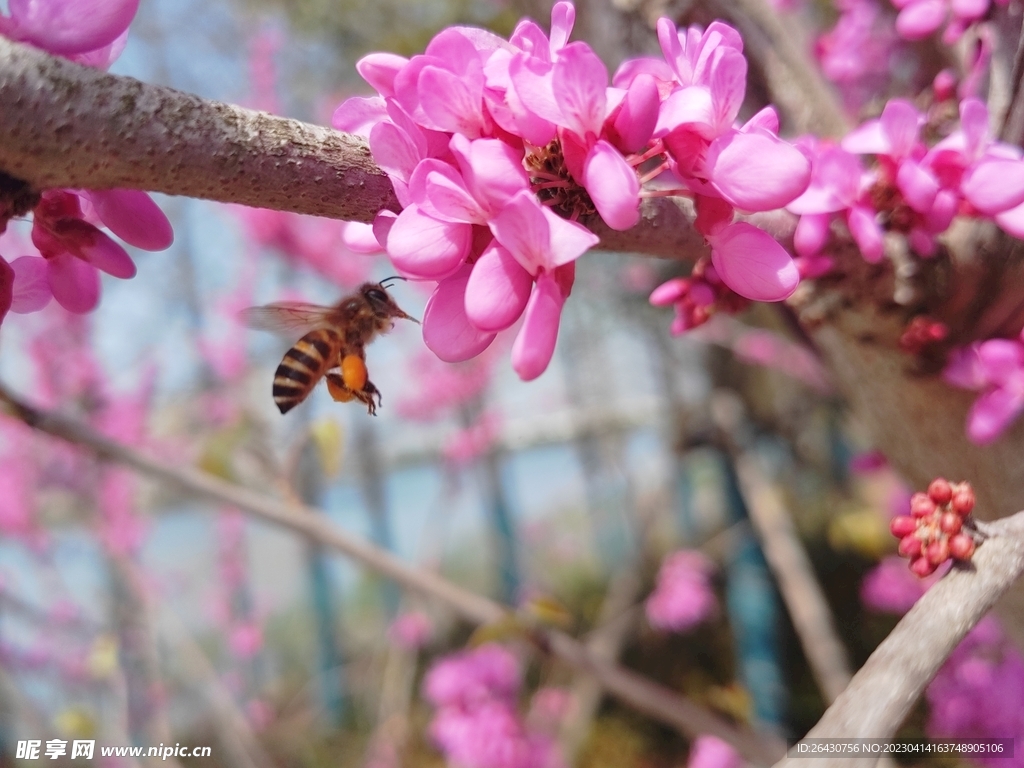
326 373 356 402
341 354 368 392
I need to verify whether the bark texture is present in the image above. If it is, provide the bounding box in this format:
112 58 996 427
0 37 396 221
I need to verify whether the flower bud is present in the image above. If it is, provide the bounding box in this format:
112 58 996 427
928 478 953 505
898 534 923 557
910 556 937 577
939 512 962 535
951 484 975 516
949 533 976 560
890 515 918 537
910 493 936 517
926 539 950 565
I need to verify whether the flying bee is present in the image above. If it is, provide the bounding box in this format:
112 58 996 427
240 279 417 415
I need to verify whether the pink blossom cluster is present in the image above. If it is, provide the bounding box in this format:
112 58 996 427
645 550 718 632
0 0 172 324
944 330 1024 444
422 644 563 768
815 0 901 115
889 0 1005 42
925 617 1024 766
860 555 944 612
789 97 1024 265
335 3 812 378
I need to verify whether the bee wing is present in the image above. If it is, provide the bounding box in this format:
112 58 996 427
239 302 337 335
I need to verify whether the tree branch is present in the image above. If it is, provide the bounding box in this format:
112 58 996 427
0 37 704 260
775 511 1024 768
733 451 853 704
0 37 396 222
0 383 785 767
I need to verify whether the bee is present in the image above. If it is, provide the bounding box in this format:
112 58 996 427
241 279 417 415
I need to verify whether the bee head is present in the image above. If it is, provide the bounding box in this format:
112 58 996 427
363 279 419 324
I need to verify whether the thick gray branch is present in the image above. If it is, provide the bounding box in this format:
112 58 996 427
775 511 1024 768
0 37 396 222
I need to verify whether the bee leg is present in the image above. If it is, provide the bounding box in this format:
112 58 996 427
365 381 382 413
349 381 381 416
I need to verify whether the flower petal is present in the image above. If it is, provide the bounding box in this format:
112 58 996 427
963 158 1024 215
465 243 533 331
708 222 799 301
706 130 811 211
387 205 471 279
966 386 1024 445
583 141 640 230
511 273 565 380
78 230 136 278
8 0 138 55
87 189 173 250
47 253 100 313
896 160 938 213
847 205 884 262
422 266 496 362
895 0 948 40
9 256 52 313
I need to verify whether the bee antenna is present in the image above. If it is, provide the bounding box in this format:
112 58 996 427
379 275 407 288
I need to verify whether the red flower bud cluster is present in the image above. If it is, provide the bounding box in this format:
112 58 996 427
899 315 948 355
890 478 976 577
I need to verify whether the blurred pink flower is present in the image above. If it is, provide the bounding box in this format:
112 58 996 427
443 412 501 466
926 616 1024 764
527 687 574 729
815 0 899 114
0 0 139 57
228 623 264 658
424 644 563 768
860 555 940 613
688 736 742 768
646 550 718 632
944 331 1024 444
388 611 433 650
424 643 521 708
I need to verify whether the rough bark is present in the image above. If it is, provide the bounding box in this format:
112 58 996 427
0 37 395 222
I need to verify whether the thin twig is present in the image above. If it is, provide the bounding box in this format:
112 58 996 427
162 610 277 768
0 384 785 766
774 511 1024 768
733 452 853 704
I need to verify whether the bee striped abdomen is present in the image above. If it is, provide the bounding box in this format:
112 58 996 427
272 329 340 414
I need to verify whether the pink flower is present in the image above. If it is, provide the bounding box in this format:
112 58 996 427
890 0 1005 42
228 623 264 658
925 616 1024 765
860 555 941 613
645 550 718 632
424 644 521 708
688 736 742 768
423 644 564 768
816 0 899 114
387 611 433 650
944 332 1024 444
342 5 809 373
